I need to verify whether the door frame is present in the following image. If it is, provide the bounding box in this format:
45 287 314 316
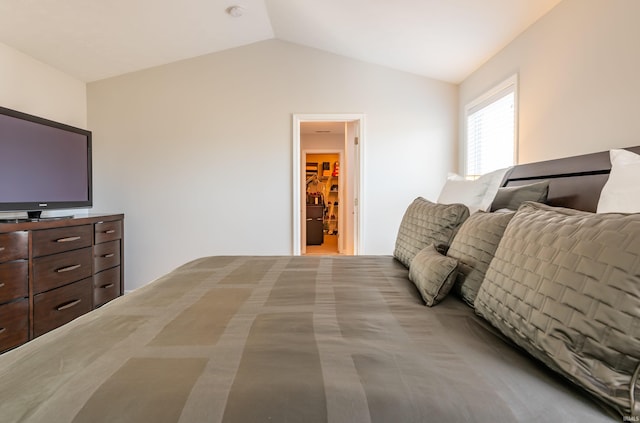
292 113 365 255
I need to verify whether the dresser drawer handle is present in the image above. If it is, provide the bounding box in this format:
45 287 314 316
56 264 82 273
0 327 5 335
100 283 115 289
56 236 81 243
56 299 82 311
102 253 115 258
0 247 4 252
0 282 4 288
104 230 116 234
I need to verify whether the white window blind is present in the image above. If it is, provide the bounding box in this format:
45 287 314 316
465 75 517 178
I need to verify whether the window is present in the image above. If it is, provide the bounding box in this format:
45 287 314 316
464 75 517 178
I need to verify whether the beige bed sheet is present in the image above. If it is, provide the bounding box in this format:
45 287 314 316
0 256 616 422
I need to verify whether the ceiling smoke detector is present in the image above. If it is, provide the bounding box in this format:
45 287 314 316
226 6 244 18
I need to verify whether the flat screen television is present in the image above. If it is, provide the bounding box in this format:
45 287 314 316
0 106 92 221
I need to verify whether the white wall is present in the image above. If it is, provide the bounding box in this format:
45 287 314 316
301 133 344 151
0 42 86 128
88 39 457 290
459 0 640 165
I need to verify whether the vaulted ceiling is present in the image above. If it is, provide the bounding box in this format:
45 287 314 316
0 0 561 83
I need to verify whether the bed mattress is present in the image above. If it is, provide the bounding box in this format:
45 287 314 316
0 255 616 422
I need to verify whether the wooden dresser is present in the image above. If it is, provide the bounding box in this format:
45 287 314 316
0 214 124 352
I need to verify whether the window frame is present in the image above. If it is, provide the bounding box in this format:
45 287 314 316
463 74 519 178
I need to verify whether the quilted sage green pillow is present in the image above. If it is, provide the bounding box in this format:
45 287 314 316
447 210 515 307
490 180 549 211
475 202 640 417
408 244 458 306
394 197 469 268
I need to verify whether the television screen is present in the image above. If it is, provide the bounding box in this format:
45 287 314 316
0 106 92 217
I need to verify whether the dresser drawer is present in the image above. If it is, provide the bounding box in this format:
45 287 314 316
33 225 93 257
95 220 122 244
94 267 121 307
0 261 28 304
33 247 93 294
94 240 121 273
0 299 29 353
33 278 92 337
0 232 28 263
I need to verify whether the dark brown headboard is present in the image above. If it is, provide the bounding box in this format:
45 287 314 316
502 146 640 212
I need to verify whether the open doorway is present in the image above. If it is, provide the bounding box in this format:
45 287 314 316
292 114 365 256
305 152 341 255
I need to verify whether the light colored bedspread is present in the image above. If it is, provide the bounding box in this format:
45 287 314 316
0 256 617 422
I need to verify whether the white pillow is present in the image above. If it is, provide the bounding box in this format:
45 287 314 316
437 167 510 214
597 149 640 213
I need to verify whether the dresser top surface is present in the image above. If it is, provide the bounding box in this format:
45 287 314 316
0 213 124 232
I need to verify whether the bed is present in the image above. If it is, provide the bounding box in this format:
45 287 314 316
1 148 639 422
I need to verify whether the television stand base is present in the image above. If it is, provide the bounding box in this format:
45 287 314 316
26 210 42 220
